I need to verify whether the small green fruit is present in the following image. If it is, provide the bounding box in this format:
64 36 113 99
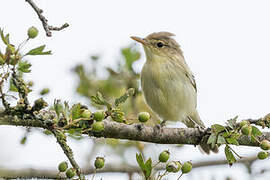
92 121 105 132
58 161 68 172
257 151 268 160
138 112 150 122
27 26 38 39
20 136 27 145
239 120 249 128
65 168 75 178
260 140 270 150
81 109 92 118
28 81 34 87
93 110 105 121
241 125 252 135
40 88 50 95
159 150 170 163
181 161 192 174
94 157 105 169
166 161 181 173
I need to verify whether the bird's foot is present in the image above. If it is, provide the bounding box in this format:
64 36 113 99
154 120 166 132
194 124 208 134
160 120 167 127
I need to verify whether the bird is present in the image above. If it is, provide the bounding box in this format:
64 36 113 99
131 32 218 154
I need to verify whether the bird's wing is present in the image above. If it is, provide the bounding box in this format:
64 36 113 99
172 57 197 92
186 72 197 92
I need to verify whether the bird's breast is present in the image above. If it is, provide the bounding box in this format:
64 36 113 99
141 60 196 122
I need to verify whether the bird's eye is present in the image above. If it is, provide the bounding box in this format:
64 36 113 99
156 42 164 48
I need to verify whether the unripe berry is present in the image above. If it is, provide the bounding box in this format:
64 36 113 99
28 81 34 87
241 125 252 135
260 140 270 150
94 157 105 169
93 110 105 121
181 161 192 174
40 88 50 95
239 120 249 128
159 150 170 163
27 26 38 39
138 112 150 122
66 168 76 178
81 109 92 118
257 151 268 160
58 161 68 172
92 121 105 132
166 161 181 173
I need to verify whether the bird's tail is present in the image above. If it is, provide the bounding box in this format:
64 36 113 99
187 111 219 154
198 138 219 155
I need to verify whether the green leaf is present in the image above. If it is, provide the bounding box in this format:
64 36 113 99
226 137 239 145
5 34 10 44
136 153 145 171
207 133 217 149
144 158 152 178
230 132 241 139
136 153 152 179
226 116 238 129
0 55 4 65
18 61 31 73
111 108 125 123
222 131 231 138
211 124 226 133
224 145 236 166
217 134 226 145
251 126 262 136
91 91 111 108
63 101 70 122
26 45 52 56
71 103 81 120
0 29 9 45
9 79 18 92
121 47 141 71
114 88 135 106
67 128 83 140
53 99 63 118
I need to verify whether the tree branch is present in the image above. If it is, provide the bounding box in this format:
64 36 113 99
0 155 258 179
25 0 69 37
0 109 269 147
52 130 84 179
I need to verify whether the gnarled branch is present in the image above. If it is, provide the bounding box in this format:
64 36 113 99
0 155 258 179
0 109 269 147
25 0 69 36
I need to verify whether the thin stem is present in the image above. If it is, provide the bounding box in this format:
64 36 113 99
177 173 183 180
251 135 261 144
25 0 69 37
228 145 242 159
52 130 85 180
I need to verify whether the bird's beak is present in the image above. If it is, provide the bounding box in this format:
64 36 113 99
130 36 149 46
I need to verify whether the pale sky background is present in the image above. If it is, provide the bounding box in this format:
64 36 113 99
1 0 270 179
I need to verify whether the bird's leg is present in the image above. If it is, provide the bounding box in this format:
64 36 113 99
194 124 206 134
160 120 167 127
154 120 166 131
187 116 206 133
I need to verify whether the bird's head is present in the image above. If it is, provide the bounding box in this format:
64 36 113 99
131 32 182 61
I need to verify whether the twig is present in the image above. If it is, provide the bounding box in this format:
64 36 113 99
11 70 30 107
0 72 10 110
1 109 270 147
0 155 259 179
52 130 84 180
25 0 69 37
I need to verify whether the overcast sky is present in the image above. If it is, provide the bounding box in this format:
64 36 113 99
1 0 270 179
